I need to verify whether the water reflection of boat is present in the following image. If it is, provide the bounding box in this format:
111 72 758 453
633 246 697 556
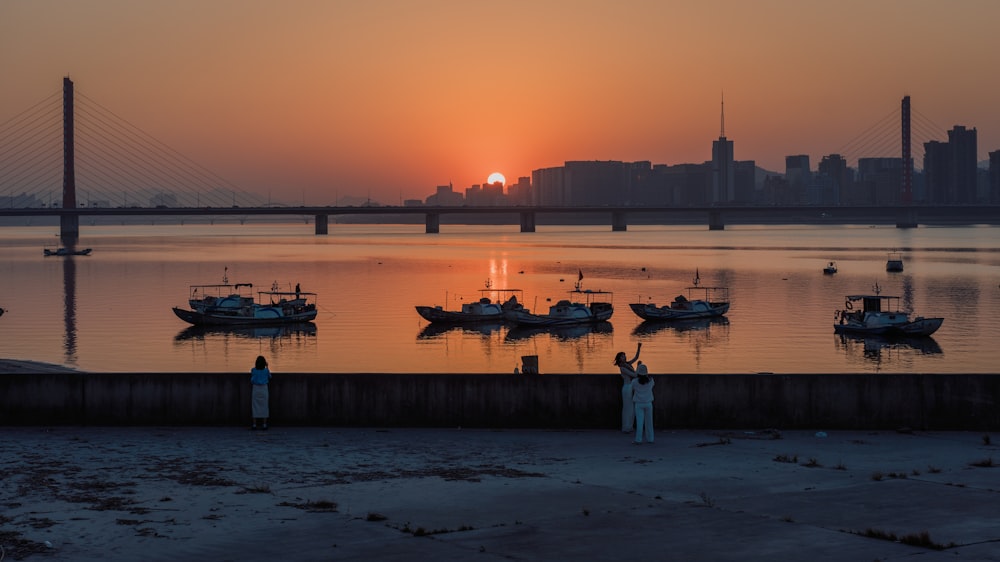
504 321 613 341
175 322 317 341
632 316 729 336
417 322 503 339
836 332 942 356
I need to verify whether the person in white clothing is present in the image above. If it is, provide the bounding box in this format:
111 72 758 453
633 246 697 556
632 362 654 444
613 342 641 432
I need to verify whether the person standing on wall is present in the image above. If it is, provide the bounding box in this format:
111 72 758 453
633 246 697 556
613 342 641 433
632 361 655 444
250 355 272 430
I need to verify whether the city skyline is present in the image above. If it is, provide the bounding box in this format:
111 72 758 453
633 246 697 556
3 1 1000 204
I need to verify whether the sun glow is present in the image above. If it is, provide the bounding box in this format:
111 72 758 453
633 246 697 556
487 172 505 186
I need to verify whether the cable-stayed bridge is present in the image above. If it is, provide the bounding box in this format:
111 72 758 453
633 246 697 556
1 79 993 239
0 77 269 211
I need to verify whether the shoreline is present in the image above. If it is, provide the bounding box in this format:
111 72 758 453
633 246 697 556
0 359 83 374
1 426 997 561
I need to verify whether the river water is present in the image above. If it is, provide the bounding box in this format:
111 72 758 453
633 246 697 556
1 222 998 374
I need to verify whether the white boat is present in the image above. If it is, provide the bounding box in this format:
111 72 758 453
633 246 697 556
629 271 730 321
834 285 942 337
886 251 904 272
415 285 524 323
505 277 613 327
823 261 838 274
44 247 92 256
173 281 318 326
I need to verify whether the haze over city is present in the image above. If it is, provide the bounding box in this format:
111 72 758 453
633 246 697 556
3 0 999 205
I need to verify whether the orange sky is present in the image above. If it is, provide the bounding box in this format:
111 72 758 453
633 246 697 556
2 0 999 205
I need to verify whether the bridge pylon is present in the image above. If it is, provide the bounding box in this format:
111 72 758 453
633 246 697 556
60 77 79 242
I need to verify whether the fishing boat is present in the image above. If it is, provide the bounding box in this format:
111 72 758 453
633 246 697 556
629 271 730 321
886 251 904 272
415 283 524 323
834 284 942 337
44 247 92 256
505 273 614 327
173 281 318 326
823 261 838 274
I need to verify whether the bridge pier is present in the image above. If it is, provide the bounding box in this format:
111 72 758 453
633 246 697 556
314 214 328 235
426 212 440 234
519 211 536 232
611 211 627 232
896 207 918 229
708 210 725 230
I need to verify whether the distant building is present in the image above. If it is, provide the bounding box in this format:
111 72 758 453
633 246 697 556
661 163 711 206
734 160 756 204
923 140 950 204
506 176 532 205
150 192 179 207
426 184 464 206
0 192 46 208
817 154 850 205
532 166 567 205
785 155 811 204
712 137 735 203
990 150 1000 204
949 125 978 203
856 158 902 205
563 160 633 206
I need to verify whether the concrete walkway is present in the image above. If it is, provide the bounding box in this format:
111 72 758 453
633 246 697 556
1 426 998 561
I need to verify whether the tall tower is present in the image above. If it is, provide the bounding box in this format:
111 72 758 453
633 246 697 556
711 94 735 203
901 96 912 204
61 76 79 242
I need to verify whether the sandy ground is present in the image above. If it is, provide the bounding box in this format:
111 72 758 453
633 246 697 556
2 425 999 561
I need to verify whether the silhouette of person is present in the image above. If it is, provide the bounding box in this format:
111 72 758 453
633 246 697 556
613 342 641 432
250 355 272 430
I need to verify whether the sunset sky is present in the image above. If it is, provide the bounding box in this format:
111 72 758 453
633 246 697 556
3 0 999 205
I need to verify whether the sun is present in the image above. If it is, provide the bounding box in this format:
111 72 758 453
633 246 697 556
487 172 506 186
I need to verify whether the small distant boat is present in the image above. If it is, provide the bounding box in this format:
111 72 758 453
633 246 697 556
505 272 613 327
415 284 524 323
629 270 730 321
173 281 318 326
886 251 904 272
0 307 5 318
823 261 838 275
44 247 92 256
834 284 942 337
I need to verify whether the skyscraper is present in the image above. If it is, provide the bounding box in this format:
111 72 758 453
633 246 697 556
711 94 735 203
948 125 978 204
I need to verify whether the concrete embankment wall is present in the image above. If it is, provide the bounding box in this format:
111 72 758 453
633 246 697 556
1 373 998 430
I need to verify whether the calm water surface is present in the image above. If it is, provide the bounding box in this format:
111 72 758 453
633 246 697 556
1 223 998 374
